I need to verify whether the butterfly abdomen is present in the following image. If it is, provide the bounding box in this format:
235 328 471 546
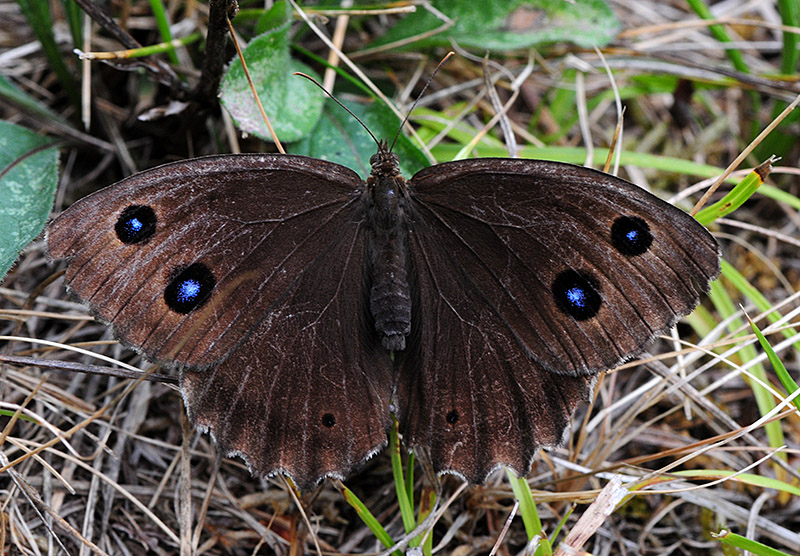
365 149 412 351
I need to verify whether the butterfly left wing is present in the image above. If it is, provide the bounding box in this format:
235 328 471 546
397 159 719 481
47 154 394 488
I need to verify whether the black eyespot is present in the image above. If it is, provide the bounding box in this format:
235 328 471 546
115 205 156 244
611 216 652 256
321 413 336 428
446 409 459 424
552 270 602 320
164 263 216 314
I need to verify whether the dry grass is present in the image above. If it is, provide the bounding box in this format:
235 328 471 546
2 0 800 555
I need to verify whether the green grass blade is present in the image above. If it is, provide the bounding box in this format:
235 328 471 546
694 160 769 226
708 277 788 470
713 530 794 556
748 316 800 411
16 0 80 107
339 483 402 556
685 0 749 74
147 0 179 64
506 470 552 555
390 418 418 539
60 0 83 48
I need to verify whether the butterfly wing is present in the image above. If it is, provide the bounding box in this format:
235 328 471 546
397 159 719 481
48 154 393 488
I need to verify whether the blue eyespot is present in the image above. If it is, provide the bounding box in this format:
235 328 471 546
176 279 201 304
115 205 156 244
552 270 602 320
565 286 587 308
127 218 143 233
611 216 652 256
164 263 216 314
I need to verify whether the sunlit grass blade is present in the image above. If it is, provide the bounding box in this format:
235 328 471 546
685 0 749 74
506 470 552 555
713 530 794 556
707 279 788 476
747 315 800 411
147 0 179 64
390 417 418 541
694 159 771 226
338 482 402 556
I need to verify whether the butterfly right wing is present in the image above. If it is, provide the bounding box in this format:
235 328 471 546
395 158 718 482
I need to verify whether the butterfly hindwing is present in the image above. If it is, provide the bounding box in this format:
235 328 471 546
180 209 393 488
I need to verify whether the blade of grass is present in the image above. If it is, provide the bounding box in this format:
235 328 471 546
60 0 83 48
390 418 418 541
713 530 795 556
16 0 80 107
147 0 179 65
747 315 800 411
338 483 402 556
694 159 769 226
506 470 552 555
707 279 788 478
685 0 749 74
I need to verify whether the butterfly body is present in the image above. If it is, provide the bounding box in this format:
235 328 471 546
364 143 412 351
47 150 720 488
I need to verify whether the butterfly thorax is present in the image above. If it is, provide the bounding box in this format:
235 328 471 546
365 145 412 351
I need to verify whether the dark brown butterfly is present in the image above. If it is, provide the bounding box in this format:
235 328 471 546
46 140 719 489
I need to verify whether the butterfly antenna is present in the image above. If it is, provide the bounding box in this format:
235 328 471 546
294 72 381 148
388 51 454 152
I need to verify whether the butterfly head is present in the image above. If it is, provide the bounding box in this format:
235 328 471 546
369 140 401 179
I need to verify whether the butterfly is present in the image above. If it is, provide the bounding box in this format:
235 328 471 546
46 139 720 489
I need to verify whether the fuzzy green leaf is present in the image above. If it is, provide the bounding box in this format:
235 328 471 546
0 121 59 280
368 0 619 52
221 2 324 142
292 100 429 179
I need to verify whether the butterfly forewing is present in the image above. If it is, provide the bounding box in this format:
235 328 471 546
406 159 719 376
47 155 366 368
47 154 394 488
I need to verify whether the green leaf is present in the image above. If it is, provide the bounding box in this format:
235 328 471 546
0 121 59 280
368 0 620 52
221 1 324 143
291 100 429 179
